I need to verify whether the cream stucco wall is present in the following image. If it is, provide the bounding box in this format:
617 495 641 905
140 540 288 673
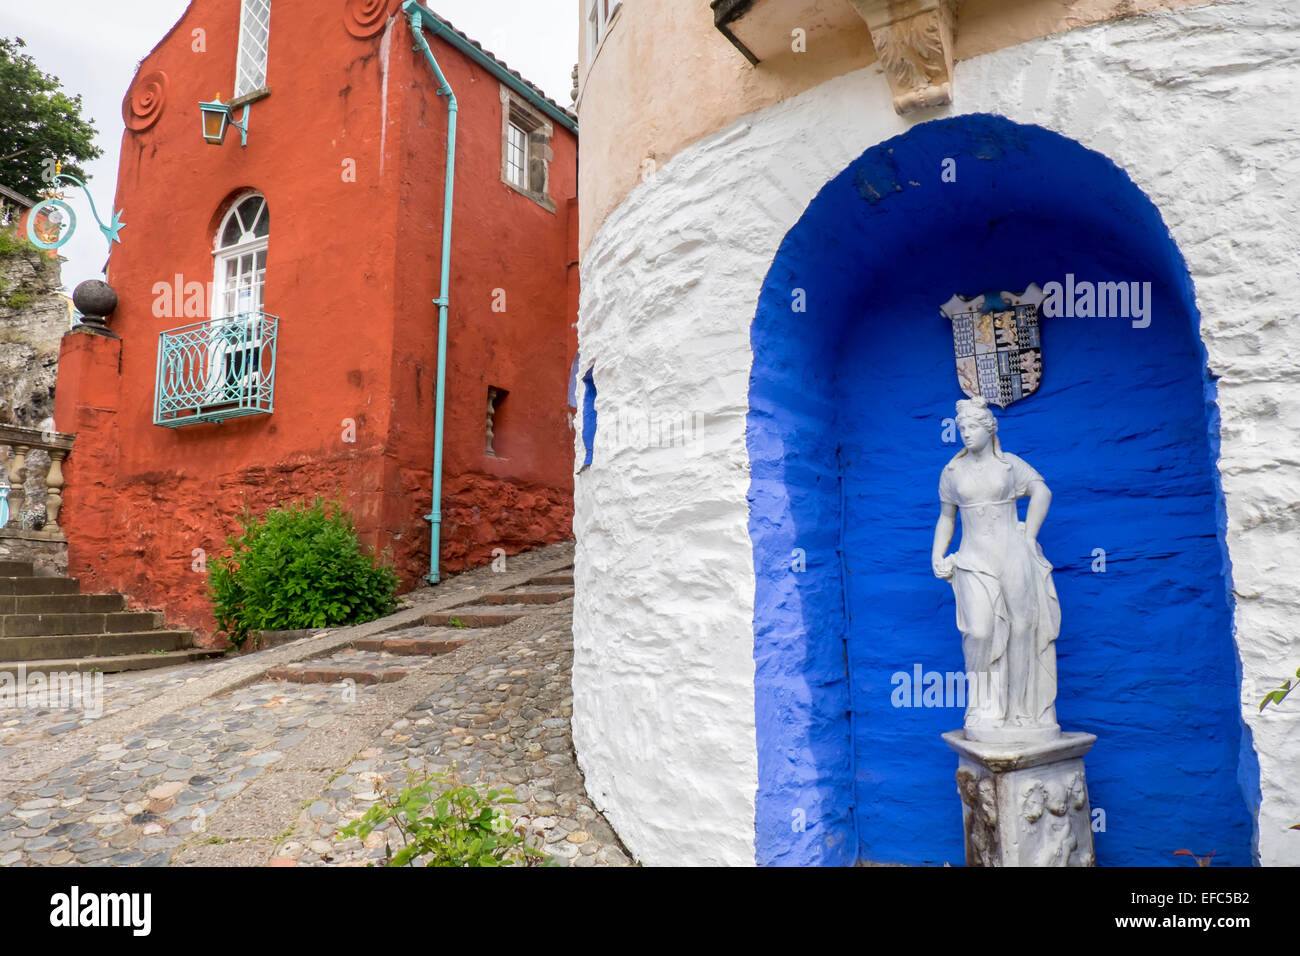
572 0 1300 865
576 0 1228 256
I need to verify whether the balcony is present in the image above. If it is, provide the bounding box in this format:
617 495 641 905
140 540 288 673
154 312 279 427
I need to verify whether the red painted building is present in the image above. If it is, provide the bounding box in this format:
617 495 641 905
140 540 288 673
53 0 579 642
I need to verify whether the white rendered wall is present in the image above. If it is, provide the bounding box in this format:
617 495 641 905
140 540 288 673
573 0 1300 866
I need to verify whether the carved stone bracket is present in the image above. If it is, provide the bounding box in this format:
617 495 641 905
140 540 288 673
849 0 957 114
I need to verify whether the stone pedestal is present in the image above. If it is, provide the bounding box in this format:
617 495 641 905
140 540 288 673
943 730 1097 867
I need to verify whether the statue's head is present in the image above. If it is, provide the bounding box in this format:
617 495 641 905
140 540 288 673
955 396 999 455
1021 783 1045 823
1067 772 1087 810
1044 780 1069 817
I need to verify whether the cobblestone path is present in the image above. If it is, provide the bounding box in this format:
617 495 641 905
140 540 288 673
0 542 632 867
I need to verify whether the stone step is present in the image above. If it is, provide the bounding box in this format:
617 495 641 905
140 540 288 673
479 588 574 605
351 635 468 656
0 576 79 596
0 559 35 578
0 593 126 616
0 647 223 677
529 572 573 586
0 610 163 638
267 662 410 685
0 630 194 662
424 607 531 628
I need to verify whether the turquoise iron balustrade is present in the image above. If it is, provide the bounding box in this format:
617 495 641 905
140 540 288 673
154 312 279 427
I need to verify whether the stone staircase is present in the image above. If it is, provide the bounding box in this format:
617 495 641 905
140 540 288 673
0 558 220 675
267 567 575 686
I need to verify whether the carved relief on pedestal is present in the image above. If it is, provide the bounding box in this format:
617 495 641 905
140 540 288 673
948 736 1098 867
957 768 999 867
1020 772 1093 867
849 0 957 114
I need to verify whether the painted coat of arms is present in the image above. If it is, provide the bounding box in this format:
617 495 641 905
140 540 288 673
940 284 1045 409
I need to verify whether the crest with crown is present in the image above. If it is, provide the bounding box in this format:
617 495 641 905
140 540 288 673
940 284 1046 409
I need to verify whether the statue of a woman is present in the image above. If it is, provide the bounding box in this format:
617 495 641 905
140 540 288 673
931 397 1061 744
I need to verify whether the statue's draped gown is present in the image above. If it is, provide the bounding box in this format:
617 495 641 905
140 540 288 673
940 449 1060 740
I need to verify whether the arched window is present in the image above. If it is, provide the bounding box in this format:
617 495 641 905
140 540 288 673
208 193 269 407
213 193 268 319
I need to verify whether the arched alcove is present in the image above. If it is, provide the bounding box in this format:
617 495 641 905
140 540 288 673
747 114 1257 866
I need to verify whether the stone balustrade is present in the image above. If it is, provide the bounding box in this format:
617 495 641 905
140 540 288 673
0 423 74 575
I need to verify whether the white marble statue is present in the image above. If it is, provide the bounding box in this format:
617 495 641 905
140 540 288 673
931 396 1061 743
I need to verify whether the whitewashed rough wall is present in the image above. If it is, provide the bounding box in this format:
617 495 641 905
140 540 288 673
573 0 1300 866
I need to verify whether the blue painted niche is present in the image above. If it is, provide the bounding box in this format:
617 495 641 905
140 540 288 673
581 367 597 468
747 114 1257 867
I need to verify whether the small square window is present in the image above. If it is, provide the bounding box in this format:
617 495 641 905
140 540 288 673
506 122 529 190
487 386 509 457
500 87 555 212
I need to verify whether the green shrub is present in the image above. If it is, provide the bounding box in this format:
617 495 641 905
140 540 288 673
0 226 44 262
338 770 552 867
210 496 398 647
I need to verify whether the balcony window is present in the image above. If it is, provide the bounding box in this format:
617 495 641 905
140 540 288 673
154 313 279 426
154 193 278 427
215 194 268 317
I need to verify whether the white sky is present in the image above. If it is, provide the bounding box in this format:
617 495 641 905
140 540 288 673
1 0 578 292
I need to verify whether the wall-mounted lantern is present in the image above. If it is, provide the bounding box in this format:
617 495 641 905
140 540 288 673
198 95 250 147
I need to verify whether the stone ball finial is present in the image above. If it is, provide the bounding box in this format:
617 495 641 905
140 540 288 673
72 279 118 329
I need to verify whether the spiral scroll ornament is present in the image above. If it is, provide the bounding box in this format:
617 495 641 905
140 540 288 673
123 71 169 132
344 0 400 39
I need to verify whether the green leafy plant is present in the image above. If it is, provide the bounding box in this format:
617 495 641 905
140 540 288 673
0 230 24 258
448 617 467 629
1258 667 1300 833
0 227 53 270
1258 666 1300 712
0 227 56 305
210 497 399 648
338 770 552 867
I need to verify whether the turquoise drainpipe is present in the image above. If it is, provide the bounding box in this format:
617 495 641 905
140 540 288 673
403 1 458 584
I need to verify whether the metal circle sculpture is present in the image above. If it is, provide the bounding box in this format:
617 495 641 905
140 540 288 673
344 0 400 38
26 199 76 250
123 70 169 132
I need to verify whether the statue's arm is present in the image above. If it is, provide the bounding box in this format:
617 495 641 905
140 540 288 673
932 502 957 579
1024 479 1051 542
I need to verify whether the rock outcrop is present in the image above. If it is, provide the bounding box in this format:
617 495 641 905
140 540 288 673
0 237 66 429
